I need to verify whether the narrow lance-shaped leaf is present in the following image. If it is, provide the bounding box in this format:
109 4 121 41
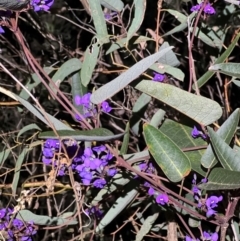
88 0 109 44
207 127 240 171
135 80 222 126
201 108 240 168
81 43 100 87
126 0 146 44
193 33 240 90
50 58 82 94
143 124 191 182
90 47 173 104
199 168 240 190
39 128 124 142
209 63 240 78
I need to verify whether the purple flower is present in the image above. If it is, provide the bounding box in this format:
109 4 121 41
92 145 106 153
43 147 54 158
211 232 218 241
74 95 82 105
204 3 215 14
185 236 200 241
104 12 117 20
203 231 211 239
191 126 207 140
156 193 169 205
190 2 215 15
0 208 7 219
206 196 223 209
93 178 106 188
148 187 155 196
81 93 91 108
85 206 103 217
44 139 59 149
190 3 202 12
206 208 216 217
0 27 4 34
13 219 24 229
31 0 54 11
108 168 117 177
203 231 218 241
101 101 112 113
153 72 165 82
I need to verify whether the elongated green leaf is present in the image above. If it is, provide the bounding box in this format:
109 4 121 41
193 33 240 90
88 0 109 43
19 67 54 100
50 58 82 94
96 181 138 232
100 0 124 11
135 81 222 126
17 124 41 139
143 124 191 182
16 210 77 225
0 149 11 165
136 213 159 241
199 168 240 190
150 63 184 81
150 109 166 128
131 93 151 135
126 0 146 43
91 47 173 104
208 127 240 171
81 43 100 87
106 37 126 54
201 108 240 168
71 71 87 116
120 122 130 155
209 63 240 78
39 128 124 141
160 119 206 176
12 148 29 196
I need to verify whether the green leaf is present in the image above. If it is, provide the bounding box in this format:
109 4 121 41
100 0 124 11
88 0 109 44
71 71 87 116
207 127 240 171
91 47 173 104
160 119 206 176
106 37 127 54
50 58 82 94
131 93 151 135
193 33 240 90
143 124 191 182
120 123 130 155
96 181 138 232
126 0 146 43
136 213 159 241
0 149 11 166
81 43 100 87
150 63 184 81
17 124 41 139
135 80 222 126
157 42 180 67
16 210 77 225
150 109 166 128
19 67 54 100
38 128 124 141
199 168 240 190
201 108 240 168
12 148 30 196
209 63 240 78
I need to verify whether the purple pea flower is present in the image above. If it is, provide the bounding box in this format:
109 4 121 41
74 95 82 105
0 27 4 34
204 3 215 14
191 126 207 140
104 12 117 20
31 0 54 11
101 101 112 113
206 196 223 209
203 231 218 241
153 72 165 82
156 193 169 205
93 178 106 188
148 187 155 196
108 168 117 177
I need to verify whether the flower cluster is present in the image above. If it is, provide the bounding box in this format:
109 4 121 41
31 0 54 11
104 12 117 20
42 139 117 188
0 208 37 241
191 126 207 140
190 2 215 15
75 93 112 121
192 174 222 217
140 163 169 205
152 72 165 82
